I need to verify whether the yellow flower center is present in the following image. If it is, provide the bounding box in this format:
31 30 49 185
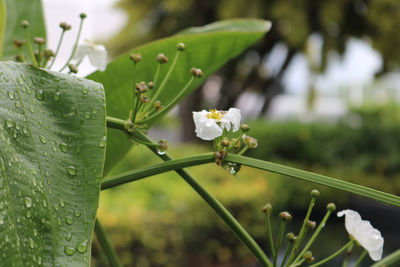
206 109 223 121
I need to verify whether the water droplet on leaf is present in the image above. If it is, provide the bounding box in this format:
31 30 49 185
39 135 47 144
35 89 44 100
77 240 88 253
222 162 241 175
59 143 68 153
64 246 75 256
24 196 32 208
65 215 73 225
65 166 77 177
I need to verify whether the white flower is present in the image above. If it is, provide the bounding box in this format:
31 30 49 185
73 40 107 71
337 209 384 261
193 108 241 140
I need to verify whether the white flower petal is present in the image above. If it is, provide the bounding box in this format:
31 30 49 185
73 43 91 61
88 44 107 71
193 110 223 140
337 209 384 261
220 108 241 132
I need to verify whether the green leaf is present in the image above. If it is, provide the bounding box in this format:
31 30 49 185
2 0 46 60
0 61 106 266
0 0 6 59
88 19 271 173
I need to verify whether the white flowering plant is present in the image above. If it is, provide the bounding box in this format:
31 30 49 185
0 2 399 267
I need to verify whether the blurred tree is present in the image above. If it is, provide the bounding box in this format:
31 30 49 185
106 0 400 141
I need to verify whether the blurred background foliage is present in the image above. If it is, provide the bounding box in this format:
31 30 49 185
93 0 400 266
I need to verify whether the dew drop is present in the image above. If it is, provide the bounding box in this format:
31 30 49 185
58 199 65 208
157 149 166 155
59 143 68 153
26 211 31 218
222 162 241 176
64 232 72 241
82 87 89 95
84 112 91 119
39 135 47 144
24 196 32 208
74 208 81 217
65 215 73 225
0 215 4 225
7 91 15 100
64 246 75 256
35 89 44 100
54 91 61 102
5 119 13 128
65 166 77 177
29 237 35 249
77 240 88 253
98 136 106 148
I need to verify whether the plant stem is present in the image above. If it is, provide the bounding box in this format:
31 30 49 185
106 116 400 207
281 241 295 267
342 240 354 267
308 240 354 267
94 220 122 267
286 197 316 267
105 117 272 267
101 153 215 190
48 29 66 68
146 51 180 109
292 209 334 264
23 27 38 66
371 249 400 267
353 249 368 267
59 17 84 72
266 212 276 259
274 220 287 266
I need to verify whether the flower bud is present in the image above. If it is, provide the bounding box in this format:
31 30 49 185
191 67 203 78
220 138 230 147
327 203 336 212
130 53 142 63
214 150 227 165
68 64 78 74
59 22 71 31
43 49 55 58
156 53 168 64
306 220 316 230
154 100 163 111
15 55 24 62
140 95 149 103
177 42 185 51
310 189 320 198
79 13 87 19
135 82 148 93
240 124 250 132
262 203 272 214
302 251 313 261
147 81 154 89
279 211 292 222
244 136 258 148
21 20 29 28
308 256 315 263
33 37 46 44
13 40 25 48
286 232 296 242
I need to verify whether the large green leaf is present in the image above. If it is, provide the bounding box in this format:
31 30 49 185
88 19 271 173
2 0 46 61
0 0 5 59
0 61 106 266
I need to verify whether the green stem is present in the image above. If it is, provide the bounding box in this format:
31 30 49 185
23 27 38 66
281 241 295 267
105 117 272 267
139 76 194 123
59 17 84 72
266 212 276 258
274 221 287 266
18 47 26 62
371 249 400 267
308 240 354 267
150 63 161 96
286 197 316 267
145 51 181 110
342 240 354 267
37 43 43 67
106 117 400 207
292 209 333 264
94 220 122 267
130 63 137 120
238 146 249 155
101 153 215 190
48 30 66 68
354 250 368 267
289 258 305 267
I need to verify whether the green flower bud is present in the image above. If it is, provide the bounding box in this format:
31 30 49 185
33 37 46 44
147 81 154 89
191 67 203 77
240 124 250 132
310 189 320 198
221 138 230 147
79 13 87 19
262 203 272 214
279 211 292 221
327 203 336 212
156 53 168 64
177 42 185 51
130 53 142 63
303 251 313 260
286 232 296 242
306 220 316 230
59 22 71 31
68 64 78 74
21 20 29 28
13 40 25 48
